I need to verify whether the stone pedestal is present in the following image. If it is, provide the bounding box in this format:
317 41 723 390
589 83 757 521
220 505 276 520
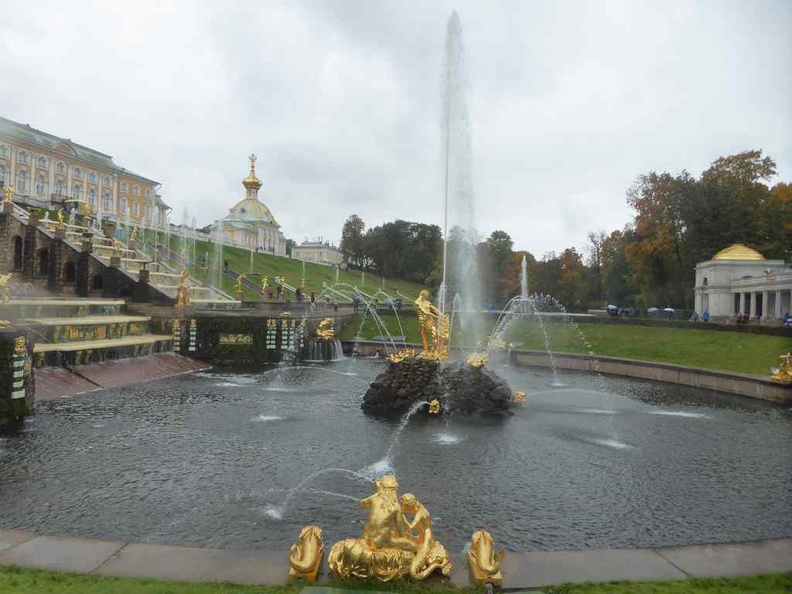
235 291 243 301
28 213 39 226
54 227 66 239
110 256 121 268
129 239 138 251
3 201 13 215
139 269 150 283
102 220 116 239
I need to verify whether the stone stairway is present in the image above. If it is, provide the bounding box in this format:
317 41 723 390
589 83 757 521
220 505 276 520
1 298 208 399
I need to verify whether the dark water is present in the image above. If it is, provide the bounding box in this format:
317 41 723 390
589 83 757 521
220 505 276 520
1 359 791 553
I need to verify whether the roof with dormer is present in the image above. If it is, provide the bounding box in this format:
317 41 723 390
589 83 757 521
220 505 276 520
0 116 159 186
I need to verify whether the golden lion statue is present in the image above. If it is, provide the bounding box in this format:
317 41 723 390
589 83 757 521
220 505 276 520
288 525 324 582
467 529 504 586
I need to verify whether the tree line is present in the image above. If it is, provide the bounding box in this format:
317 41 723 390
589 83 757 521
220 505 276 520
340 150 790 310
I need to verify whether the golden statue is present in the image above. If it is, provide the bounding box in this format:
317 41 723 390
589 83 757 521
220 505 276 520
288 525 324 582
428 399 441 415
414 290 450 360
327 475 452 582
57 210 64 229
387 349 415 364
261 275 269 291
113 239 122 256
771 352 792 384
0 272 12 304
512 390 526 403
235 273 246 293
467 529 504 586
131 227 138 241
3 185 13 204
316 318 335 340
175 270 190 307
301 278 307 289
467 353 488 368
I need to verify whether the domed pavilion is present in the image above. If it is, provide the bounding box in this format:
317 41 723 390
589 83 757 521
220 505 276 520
207 155 288 255
694 244 792 323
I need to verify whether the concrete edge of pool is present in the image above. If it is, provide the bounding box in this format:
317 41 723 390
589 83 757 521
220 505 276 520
1 529 790 589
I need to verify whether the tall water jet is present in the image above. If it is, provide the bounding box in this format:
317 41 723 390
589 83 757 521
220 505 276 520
440 11 484 345
521 255 528 300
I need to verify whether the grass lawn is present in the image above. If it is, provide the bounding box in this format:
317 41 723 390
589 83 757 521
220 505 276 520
0 566 789 594
132 230 426 301
337 313 792 376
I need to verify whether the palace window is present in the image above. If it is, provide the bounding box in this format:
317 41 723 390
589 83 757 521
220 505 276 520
145 204 151 219
102 191 112 212
57 162 66 174
88 188 97 206
0 165 5 183
145 188 152 198
37 156 47 168
16 170 27 192
121 181 128 192
103 175 111 186
89 171 97 183
55 179 65 195
18 151 29 165
0 146 8 159
74 167 82 180
132 201 139 216
35 174 46 195
72 184 82 199
120 200 126 214
133 184 140 195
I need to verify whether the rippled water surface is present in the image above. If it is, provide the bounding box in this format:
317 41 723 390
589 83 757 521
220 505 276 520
1 359 791 553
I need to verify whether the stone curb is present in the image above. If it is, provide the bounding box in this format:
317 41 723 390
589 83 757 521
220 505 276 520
1 530 790 588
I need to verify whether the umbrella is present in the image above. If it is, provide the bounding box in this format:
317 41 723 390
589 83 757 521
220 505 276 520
606 304 618 310
647 307 659 313
663 308 675 313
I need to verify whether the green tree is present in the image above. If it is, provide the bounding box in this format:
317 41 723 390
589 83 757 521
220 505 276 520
340 215 366 268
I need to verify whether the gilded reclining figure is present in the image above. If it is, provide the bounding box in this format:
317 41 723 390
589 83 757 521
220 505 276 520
327 475 452 582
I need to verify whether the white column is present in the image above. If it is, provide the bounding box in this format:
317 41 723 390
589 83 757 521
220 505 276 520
749 292 757 318
48 159 55 202
112 175 118 218
762 291 769 320
776 291 783 319
29 153 36 198
9 148 16 187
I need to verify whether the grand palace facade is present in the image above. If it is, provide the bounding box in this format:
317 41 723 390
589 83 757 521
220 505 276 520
0 116 169 228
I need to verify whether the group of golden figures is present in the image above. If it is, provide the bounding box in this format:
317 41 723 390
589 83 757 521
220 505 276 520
288 474 504 585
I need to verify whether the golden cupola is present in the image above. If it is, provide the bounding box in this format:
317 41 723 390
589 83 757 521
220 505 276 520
711 244 765 261
243 153 263 197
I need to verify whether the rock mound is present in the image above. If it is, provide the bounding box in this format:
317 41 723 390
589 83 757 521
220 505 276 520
362 357 513 417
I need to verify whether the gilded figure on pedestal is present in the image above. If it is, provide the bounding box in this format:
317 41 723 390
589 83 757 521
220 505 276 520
414 290 450 360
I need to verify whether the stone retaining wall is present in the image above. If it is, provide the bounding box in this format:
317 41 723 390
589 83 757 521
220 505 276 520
511 350 792 404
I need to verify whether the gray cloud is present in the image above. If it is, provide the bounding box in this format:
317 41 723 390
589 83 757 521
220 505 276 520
1 0 789 255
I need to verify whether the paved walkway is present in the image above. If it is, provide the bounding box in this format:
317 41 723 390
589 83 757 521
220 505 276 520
1 530 790 588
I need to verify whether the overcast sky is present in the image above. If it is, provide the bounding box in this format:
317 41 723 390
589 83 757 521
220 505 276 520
2 1 790 257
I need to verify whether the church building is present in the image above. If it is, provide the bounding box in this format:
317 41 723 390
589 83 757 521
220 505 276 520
206 155 288 255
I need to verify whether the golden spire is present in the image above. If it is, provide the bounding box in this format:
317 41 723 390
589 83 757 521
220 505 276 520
243 153 262 191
